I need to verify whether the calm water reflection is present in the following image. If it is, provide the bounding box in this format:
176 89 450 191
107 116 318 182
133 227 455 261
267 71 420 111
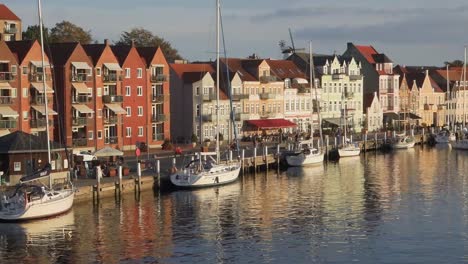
1 146 468 263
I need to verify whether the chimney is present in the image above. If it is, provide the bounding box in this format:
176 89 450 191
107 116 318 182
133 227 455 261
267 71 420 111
104 39 110 45
425 69 429 76
131 40 135 47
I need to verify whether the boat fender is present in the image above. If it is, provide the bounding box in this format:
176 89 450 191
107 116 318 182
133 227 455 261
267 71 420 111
170 166 177 174
214 177 219 184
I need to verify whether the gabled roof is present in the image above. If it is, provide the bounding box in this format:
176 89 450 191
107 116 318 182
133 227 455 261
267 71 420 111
110 45 132 65
0 131 66 154
266 59 307 80
0 4 20 21
181 71 209 84
355 45 379 64
137 46 158 67
48 42 80 66
170 63 214 78
219 58 257 81
6 40 35 64
363 92 379 113
82 44 107 66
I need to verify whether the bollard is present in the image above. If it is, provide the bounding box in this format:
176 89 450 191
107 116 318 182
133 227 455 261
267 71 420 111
265 146 268 171
384 132 387 142
96 166 102 200
392 131 396 139
241 149 245 172
422 128 425 145
156 160 161 188
137 161 141 192
118 165 122 195
411 129 414 137
254 147 257 172
276 144 280 171
334 137 337 148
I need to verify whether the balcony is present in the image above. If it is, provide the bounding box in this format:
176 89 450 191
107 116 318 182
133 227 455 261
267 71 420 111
72 138 88 147
71 73 92 82
4 27 17 34
260 75 278 83
104 136 118 144
103 95 123 103
345 91 354 99
424 104 432 110
0 96 14 104
104 116 119 124
260 111 275 119
437 104 446 110
332 73 344 80
259 93 276 100
297 87 310 94
231 94 249 101
202 92 216 101
152 94 166 103
386 89 395 94
0 72 14 82
234 112 249 121
153 133 164 141
152 114 166 123
0 119 17 129
72 117 87 126
151 74 167 83
349 75 362 81
30 118 52 128
72 95 91 104
103 73 122 83
29 73 51 82
31 96 46 105
202 114 213 122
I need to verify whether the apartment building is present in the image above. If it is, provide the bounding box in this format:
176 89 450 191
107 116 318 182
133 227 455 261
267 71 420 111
0 4 21 41
0 41 19 136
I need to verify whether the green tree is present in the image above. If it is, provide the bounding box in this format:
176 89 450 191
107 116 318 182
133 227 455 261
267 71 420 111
444 60 464 67
49 21 92 44
116 27 182 62
22 25 50 44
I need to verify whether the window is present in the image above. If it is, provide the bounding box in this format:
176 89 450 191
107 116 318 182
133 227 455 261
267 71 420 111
126 127 131 137
22 88 28 98
11 65 17 75
137 86 143 96
97 87 102 97
126 106 131 116
22 66 28 75
96 68 101 76
125 86 131 96
98 130 102 139
97 109 102 118
138 106 143 116
137 68 142 78
195 86 200 95
88 131 94 140
138 127 144 137
125 68 130 78
11 88 16 98
23 111 28 120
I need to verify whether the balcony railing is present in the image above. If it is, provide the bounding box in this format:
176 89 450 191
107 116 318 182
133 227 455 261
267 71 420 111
4 28 17 34
424 104 432 110
259 93 276 100
0 72 14 82
259 75 278 83
29 73 51 82
31 96 46 105
202 92 216 101
0 96 14 104
104 136 118 144
152 114 166 123
260 111 276 118
71 74 92 82
151 74 167 82
349 75 362 81
152 94 166 102
231 94 249 101
332 73 344 80
202 114 213 122
104 116 119 124
72 117 87 126
345 91 354 98
72 138 88 147
386 89 395 94
103 73 122 82
0 119 17 129
234 112 249 121
103 95 123 103
153 133 164 141
30 118 53 128
72 95 91 104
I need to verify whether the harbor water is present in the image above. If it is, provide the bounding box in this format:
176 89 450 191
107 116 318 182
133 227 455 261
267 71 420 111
1 145 468 263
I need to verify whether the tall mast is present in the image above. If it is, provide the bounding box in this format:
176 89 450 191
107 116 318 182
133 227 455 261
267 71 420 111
38 0 51 187
310 42 323 148
446 64 450 129
464 46 467 128
215 0 220 163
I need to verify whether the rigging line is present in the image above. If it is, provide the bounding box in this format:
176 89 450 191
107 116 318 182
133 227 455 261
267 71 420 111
219 4 239 154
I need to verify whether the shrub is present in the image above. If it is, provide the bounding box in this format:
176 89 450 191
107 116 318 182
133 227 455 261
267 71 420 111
161 138 173 150
191 133 198 143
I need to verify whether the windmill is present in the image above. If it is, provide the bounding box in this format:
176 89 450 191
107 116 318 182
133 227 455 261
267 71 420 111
279 28 305 58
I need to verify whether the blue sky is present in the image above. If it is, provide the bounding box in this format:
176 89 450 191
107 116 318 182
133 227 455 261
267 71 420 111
5 0 468 65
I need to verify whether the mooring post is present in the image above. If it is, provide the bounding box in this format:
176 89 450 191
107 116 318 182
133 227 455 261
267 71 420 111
276 144 280 172
364 132 368 153
137 161 141 192
422 128 425 145
118 165 122 195
411 128 414 137
156 160 160 189
254 147 257 172
241 149 245 172
334 137 337 148
265 145 268 171
96 165 102 200
229 150 233 163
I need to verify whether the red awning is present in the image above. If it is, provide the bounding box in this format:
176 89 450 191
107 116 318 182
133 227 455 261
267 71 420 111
243 119 297 131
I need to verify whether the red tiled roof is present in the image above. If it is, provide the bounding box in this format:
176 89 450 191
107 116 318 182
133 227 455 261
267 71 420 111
170 63 214 78
355 45 378 64
220 58 257 81
266 59 307 80
244 119 296 130
0 4 20 21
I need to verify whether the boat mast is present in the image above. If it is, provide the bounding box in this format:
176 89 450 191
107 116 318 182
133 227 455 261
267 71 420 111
464 46 467 129
38 0 52 187
446 64 451 130
310 42 323 148
215 0 220 163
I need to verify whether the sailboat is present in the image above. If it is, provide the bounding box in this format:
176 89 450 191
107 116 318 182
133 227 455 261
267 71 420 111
451 47 468 150
285 42 324 166
0 0 74 221
435 65 456 143
338 82 360 157
170 0 241 187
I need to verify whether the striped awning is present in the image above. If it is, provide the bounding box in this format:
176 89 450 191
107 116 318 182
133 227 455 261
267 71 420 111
105 103 126 114
72 61 92 70
0 106 18 118
72 82 91 94
72 104 94 114
104 63 122 71
31 82 54 93
31 105 57 115
30 61 50 67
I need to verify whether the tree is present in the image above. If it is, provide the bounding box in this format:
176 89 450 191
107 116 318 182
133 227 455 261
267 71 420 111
22 25 49 44
116 27 182 62
49 21 92 44
444 60 464 67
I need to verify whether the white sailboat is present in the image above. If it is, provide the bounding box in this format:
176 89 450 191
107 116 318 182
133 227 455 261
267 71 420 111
338 80 360 158
285 42 324 166
436 65 456 143
170 0 240 187
451 47 468 150
0 0 74 221
392 134 416 149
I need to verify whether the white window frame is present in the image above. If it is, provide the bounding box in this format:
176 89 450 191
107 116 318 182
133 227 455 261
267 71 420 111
137 68 142 78
137 86 143 96
138 127 144 137
138 106 143 116
126 127 132 137
22 87 28 98
125 86 131 96
88 131 94 140
125 68 130 78
126 106 131 117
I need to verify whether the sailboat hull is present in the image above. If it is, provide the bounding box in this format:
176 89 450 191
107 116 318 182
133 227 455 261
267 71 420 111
0 189 74 221
286 152 324 166
451 140 468 150
170 163 241 188
338 146 361 157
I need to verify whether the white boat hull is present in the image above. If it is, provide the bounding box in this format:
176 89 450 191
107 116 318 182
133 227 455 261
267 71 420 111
0 189 74 221
435 134 456 143
338 146 361 157
392 136 416 149
170 163 241 188
451 140 468 150
286 152 324 166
